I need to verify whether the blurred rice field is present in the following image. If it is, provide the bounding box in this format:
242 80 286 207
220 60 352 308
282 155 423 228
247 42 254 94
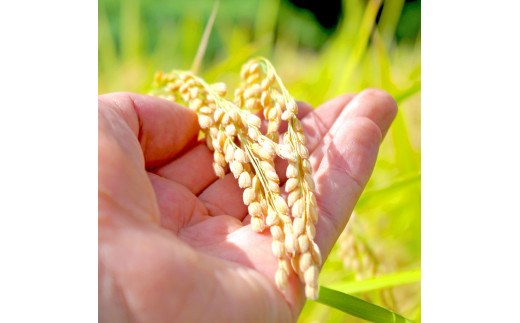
99 0 421 321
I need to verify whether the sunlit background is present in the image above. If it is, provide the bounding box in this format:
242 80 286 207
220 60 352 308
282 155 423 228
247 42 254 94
99 0 421 321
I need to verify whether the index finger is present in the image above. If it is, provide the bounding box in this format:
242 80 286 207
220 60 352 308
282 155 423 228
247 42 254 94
99 92 199 169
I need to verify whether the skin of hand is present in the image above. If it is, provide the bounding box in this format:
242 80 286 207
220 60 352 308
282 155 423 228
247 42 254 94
98 89 397 323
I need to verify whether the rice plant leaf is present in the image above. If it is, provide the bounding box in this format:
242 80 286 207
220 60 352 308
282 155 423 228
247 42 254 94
356 173 420 209
376 0 405 50
316 286 415 323
191 0 219 74
394 81 421 104
120 0 142 61
254 0 280 55
327 269 421 294
392 110 418 174
327 0 382 97
98 7 118 74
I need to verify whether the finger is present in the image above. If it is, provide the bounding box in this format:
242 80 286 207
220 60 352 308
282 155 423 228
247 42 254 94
309 89 398 174
99 92 199 169
153 143 220 194
341 89 398 139
242 214 252 225
147 173 210 233
99 105 160 225
312 90 398 256
197 173 248 220
314 118 381 255
300 93 357 153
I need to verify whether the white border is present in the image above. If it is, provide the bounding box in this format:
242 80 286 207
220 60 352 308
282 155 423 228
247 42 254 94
0 1 97 322
423 1 520 321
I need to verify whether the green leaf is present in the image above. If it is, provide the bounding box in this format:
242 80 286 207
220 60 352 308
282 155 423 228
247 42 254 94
327 269 421 294
377 0 405 50
394 81 421 104
191 0 220 74
316 286 415 323
327 0 383 97
356 173 420 210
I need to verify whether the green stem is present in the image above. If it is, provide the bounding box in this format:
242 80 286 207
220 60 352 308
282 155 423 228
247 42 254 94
191 0 219 74
316 286 415 323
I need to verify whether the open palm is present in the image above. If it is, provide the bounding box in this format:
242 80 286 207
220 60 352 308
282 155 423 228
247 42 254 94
98 90 397 323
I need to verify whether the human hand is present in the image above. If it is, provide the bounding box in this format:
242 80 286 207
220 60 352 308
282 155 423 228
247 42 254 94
98 89 397 323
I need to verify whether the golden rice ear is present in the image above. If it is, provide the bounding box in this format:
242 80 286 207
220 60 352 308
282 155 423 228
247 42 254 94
149 57 321 300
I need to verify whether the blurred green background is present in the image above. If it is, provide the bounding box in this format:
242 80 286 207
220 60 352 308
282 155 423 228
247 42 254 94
99 0 421 321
